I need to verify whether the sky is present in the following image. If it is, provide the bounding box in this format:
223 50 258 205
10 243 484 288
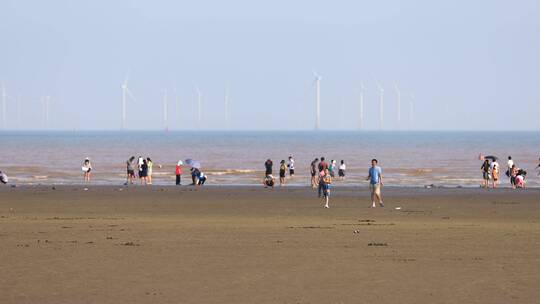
0 0 539 131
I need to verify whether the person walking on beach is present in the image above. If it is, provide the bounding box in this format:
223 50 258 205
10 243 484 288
367 159 384 208
536 158 540 177
338 160 346 180
125 156 136 185
481 159 491 188
317 157 328 197
82 157 92 183
491 159 500 188
288 156 295 177
175 160 183 185
146 157 153 185
320 168 332 208
279 160 287 186
310 158 319 188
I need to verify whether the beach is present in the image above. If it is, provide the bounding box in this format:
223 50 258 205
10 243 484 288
1 185 539 303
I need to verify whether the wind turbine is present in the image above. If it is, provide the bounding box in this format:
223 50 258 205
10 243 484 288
312 70 322 130
174 88 180 129
16 94 21 130
195 86 202 130
359 82 366 130
42 95 51 129
1 82 6 130
376 81 384 130
394 82 401 129
409 93 415 129
224 86 230 129
121 73 136 130
162 89 168 131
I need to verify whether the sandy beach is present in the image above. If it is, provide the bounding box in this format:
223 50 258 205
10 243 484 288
1 185 539 303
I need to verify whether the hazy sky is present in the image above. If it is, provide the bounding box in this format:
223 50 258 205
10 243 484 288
1 0 539 131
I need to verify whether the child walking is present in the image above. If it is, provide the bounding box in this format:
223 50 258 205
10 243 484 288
321 168 332 208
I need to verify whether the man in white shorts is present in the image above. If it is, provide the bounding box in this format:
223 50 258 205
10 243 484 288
367 159 384 208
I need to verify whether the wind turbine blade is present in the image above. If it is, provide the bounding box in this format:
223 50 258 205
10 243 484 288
124 70 130 84
126 87 136 101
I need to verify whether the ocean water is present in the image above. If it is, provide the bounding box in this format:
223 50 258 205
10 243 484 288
0 131 539 187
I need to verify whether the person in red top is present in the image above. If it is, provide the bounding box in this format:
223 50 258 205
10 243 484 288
317 157 328 197
175 160 183 185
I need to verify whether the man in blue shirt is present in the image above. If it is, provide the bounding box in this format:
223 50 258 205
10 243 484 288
367 159 384 208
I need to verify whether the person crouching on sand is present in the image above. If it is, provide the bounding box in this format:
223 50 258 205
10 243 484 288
263 174 275 188
321 168 332 208
0 170 8 184
198 172 207 186
367 159 384 208
175 160 183 185
82 157 92 183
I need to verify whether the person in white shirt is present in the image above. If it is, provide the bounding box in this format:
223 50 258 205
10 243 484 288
506 156 514 180
287 156 295 177
338 160 346 180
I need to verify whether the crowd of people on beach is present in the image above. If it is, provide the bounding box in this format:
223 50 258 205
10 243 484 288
479 155 533 190
260 156 382 208
123 156 155 185
1 153 539 209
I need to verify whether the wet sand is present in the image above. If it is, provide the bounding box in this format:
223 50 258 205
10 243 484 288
1 185 539 303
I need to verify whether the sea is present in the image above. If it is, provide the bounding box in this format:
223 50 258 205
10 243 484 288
0 131 539 188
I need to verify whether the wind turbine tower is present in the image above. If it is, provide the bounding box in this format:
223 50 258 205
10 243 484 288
394 82 401 129
224 86 230 129
163 89 168 131
43 95 51 129
409 93 415 129
313 71 322 130
195 86 202 130
359 82 366 130
121 74 136 130
376 82 384 130
1 82 6 130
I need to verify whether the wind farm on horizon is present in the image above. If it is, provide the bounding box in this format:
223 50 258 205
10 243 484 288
0 72 416 132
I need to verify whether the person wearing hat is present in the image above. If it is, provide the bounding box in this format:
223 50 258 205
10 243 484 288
175 160 183 185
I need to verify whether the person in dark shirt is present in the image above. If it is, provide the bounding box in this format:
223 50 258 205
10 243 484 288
264 159 273 176
481 159 490 188
318 157 328 172
310 158 319 188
